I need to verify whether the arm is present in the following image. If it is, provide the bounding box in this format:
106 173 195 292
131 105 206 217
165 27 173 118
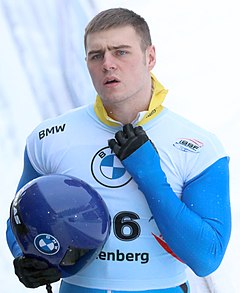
6 147 61 288
6 147 42 257
109 124 231 277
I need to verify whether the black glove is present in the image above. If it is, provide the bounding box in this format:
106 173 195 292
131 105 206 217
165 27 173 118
108 124 149 160
13 255 61 288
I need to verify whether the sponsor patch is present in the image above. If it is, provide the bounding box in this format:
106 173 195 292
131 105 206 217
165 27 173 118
173 138 203 153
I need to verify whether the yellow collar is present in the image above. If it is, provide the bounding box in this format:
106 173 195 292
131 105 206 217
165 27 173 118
94 73 168 126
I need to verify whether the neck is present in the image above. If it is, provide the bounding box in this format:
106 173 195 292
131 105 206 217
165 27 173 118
105 100 149 124
94 74 168 127
103 79 153 125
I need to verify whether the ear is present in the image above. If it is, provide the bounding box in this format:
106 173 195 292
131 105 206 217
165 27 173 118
146 45 156 71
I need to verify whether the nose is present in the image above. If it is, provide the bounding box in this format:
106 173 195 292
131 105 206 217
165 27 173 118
102 52 116 71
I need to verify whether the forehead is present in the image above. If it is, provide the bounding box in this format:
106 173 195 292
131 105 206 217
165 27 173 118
85 26 141 51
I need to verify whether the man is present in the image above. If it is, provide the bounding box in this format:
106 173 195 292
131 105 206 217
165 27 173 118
7 7 231 293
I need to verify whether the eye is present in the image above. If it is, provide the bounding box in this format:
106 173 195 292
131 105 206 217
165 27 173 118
116 50 127 56
90 54 103 61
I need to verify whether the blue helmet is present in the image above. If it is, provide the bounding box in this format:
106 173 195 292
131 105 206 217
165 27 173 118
10 174 111 277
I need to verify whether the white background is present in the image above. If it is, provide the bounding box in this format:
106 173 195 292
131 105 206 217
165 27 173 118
0 1 239 292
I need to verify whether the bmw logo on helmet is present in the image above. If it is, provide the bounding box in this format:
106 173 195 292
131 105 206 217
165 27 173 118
34 233 60 255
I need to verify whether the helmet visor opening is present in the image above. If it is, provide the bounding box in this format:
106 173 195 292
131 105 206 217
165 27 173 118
60 246 90 266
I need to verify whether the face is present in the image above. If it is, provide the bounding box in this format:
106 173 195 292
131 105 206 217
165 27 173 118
85 26 156 108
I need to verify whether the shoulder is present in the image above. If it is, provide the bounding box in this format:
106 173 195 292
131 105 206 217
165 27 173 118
149 108 227 180
162 109 211 133
25 104 92 174
27 104 90 140
159 109 224 149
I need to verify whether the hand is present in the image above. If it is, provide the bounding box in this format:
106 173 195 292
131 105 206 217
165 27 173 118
108 124 149 160
13 256 61 288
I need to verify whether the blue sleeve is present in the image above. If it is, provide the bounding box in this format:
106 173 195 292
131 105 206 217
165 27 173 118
6 147 42 258
122 141 231 277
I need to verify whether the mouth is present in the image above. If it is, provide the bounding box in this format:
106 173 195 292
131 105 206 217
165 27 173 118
103 77 120 86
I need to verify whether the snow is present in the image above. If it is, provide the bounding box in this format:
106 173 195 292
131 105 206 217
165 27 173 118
0 0 239 292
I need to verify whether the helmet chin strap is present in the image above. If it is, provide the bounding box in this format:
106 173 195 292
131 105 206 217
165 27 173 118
46 283 53 293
